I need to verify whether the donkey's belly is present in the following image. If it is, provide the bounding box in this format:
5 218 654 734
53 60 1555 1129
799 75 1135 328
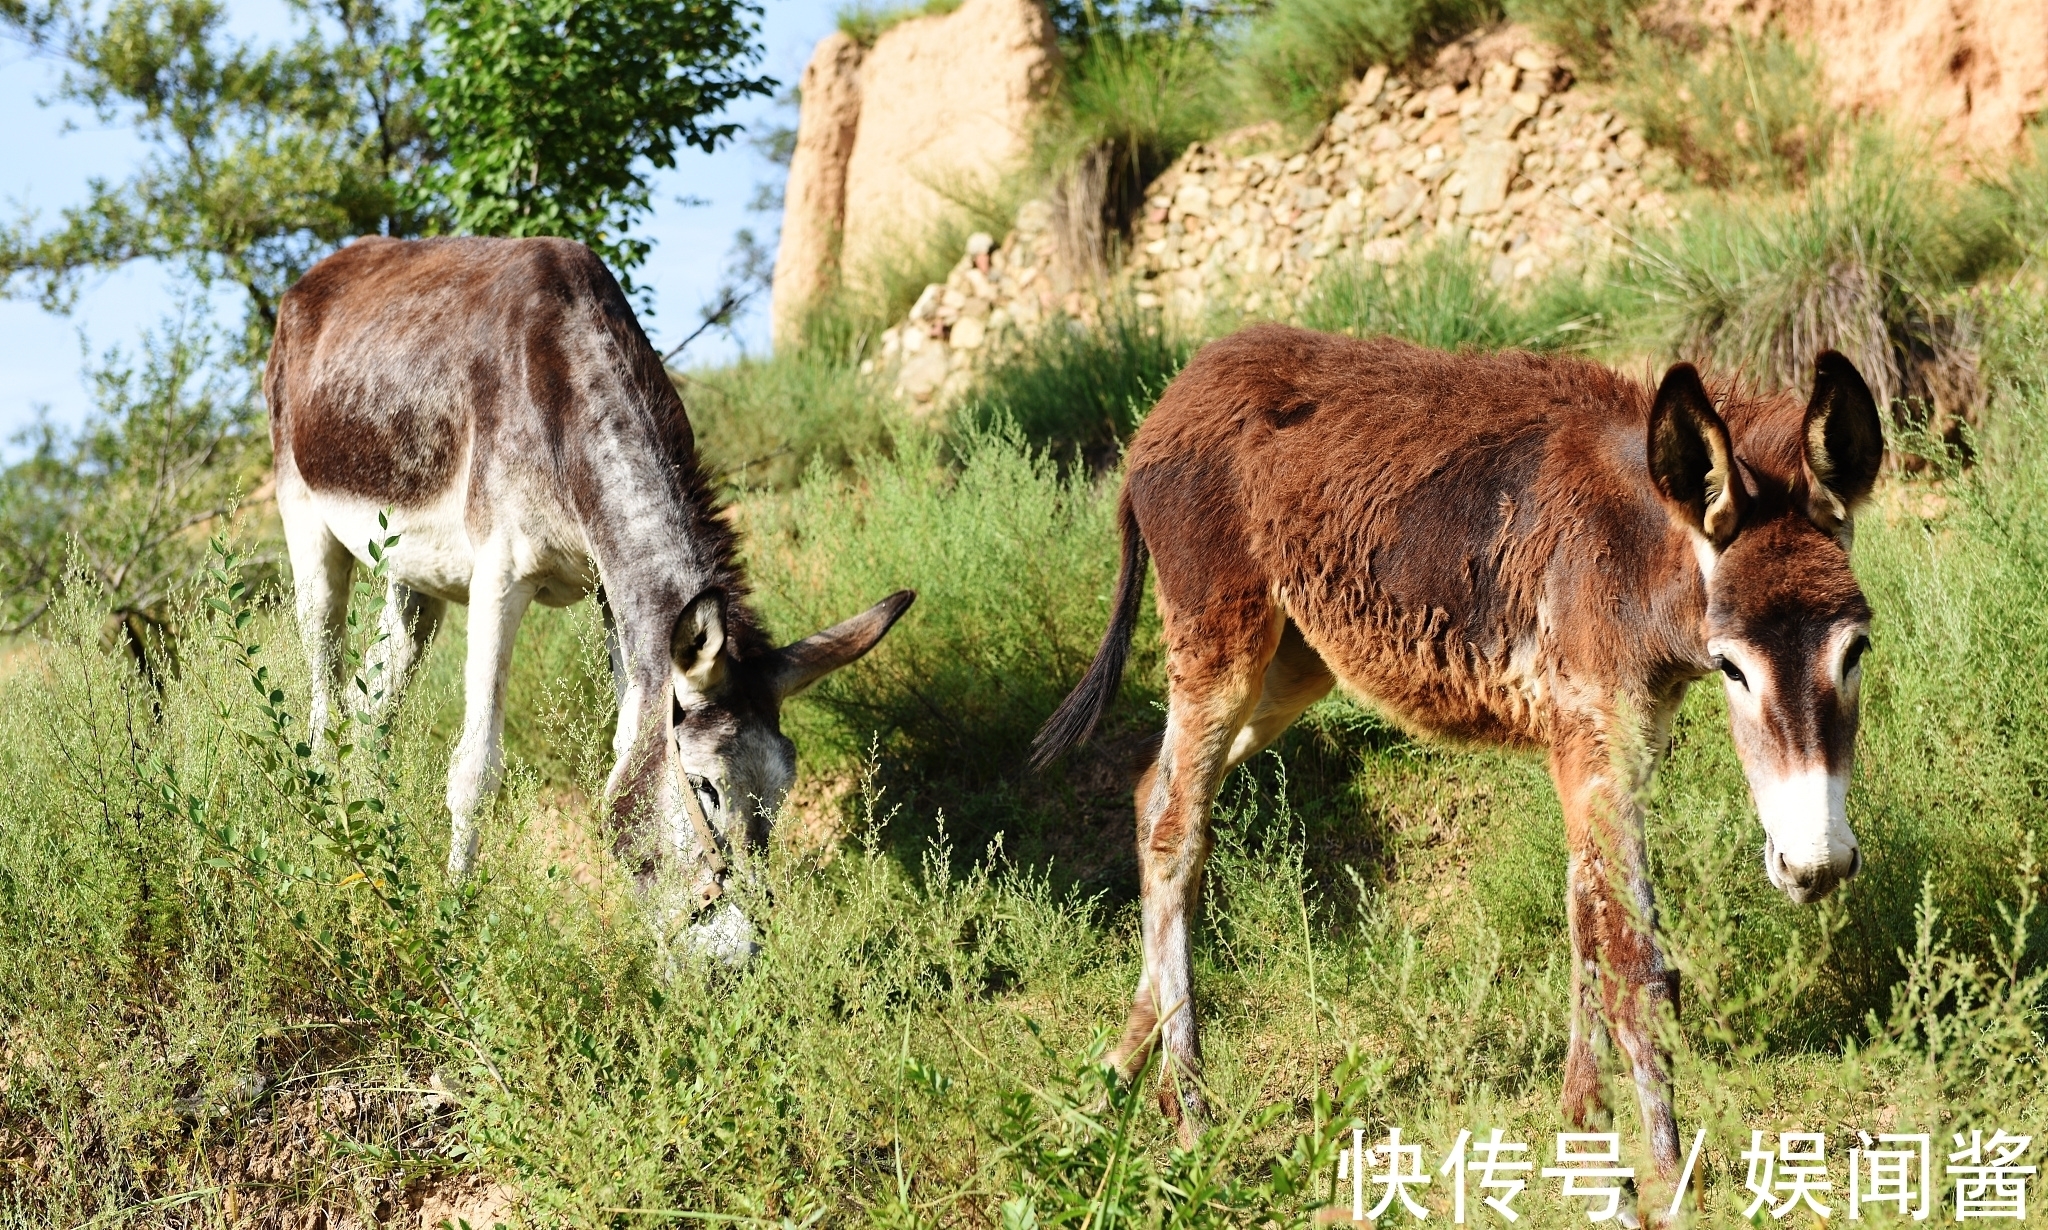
1289 601 1552 749
309 487 478 603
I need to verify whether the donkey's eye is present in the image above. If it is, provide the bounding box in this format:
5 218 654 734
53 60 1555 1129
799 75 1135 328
1844 635 1871 673
1715 656 1748 688
689 774 721 812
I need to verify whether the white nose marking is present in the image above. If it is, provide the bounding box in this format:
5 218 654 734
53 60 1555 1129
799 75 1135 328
1754 766 1858 883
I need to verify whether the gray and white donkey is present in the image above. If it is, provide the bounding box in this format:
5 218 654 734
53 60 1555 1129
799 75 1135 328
266 235 912 957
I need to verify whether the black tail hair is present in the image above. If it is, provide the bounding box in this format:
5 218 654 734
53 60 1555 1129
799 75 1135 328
1031 491 1147 771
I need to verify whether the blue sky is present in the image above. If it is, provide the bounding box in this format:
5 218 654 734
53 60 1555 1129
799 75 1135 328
0 0 839 448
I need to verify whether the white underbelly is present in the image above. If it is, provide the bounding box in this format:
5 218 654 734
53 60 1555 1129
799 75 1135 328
311 488 479 604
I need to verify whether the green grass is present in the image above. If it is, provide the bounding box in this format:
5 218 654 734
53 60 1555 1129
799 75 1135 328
8 191 2048 1223
6 291 2048 1221
1300 242 1616 352
1231 0 1499 129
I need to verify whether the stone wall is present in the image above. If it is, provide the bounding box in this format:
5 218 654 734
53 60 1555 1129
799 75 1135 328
870 28 1678 411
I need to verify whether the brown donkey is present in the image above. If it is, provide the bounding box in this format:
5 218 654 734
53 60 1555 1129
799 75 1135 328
1034 325 1881 1195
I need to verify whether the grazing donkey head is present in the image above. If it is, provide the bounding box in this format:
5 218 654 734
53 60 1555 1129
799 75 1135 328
1647 352 1883 903
648 587 915 948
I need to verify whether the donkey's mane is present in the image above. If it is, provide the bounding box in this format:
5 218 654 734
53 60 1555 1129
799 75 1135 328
574 242 770 661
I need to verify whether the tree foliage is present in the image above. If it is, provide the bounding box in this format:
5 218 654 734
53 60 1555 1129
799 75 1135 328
0 304 264 639
0 0 436 342
418 0 773 290
0 0 774 334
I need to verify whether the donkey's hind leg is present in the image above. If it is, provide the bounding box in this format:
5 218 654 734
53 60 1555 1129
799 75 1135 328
363 582 445 716
281 497 354 744
1223 618 1334 770
1111 601 1284 1145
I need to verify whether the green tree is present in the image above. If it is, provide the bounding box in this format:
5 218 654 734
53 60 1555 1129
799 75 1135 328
1 0 775 331
0 304 263 639
417 0 774 296
0 0 436 343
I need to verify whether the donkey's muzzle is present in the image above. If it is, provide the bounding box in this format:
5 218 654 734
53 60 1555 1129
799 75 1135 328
1764 834 1861 904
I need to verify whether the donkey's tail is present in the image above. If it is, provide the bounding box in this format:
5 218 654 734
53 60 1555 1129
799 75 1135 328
1031 490 1147 771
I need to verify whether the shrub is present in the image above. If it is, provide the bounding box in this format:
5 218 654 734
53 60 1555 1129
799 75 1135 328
953 300 1194 465
1300 242 1613 352
0 306 266 647
1232 0 1500 129
677 349 898 489
1613 28 1838 188
1625 146 2004 455
1036 30 1229 277
1501 0 1647 75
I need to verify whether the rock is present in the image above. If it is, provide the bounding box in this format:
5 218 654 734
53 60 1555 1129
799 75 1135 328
967 231 995 257
1360 237 1407 264
1459 140 1520 215
840 0 1058 289
1569 175 1612 208
949 315 987 349
769 31 864 349
899 344 951 401
1703 0 2048 149
1356 65 1389 107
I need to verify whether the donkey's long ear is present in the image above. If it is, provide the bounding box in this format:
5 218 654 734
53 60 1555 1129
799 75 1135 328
767 590 916 702
1803 350 1884 536
1648 362 1744 548
671 588 729 695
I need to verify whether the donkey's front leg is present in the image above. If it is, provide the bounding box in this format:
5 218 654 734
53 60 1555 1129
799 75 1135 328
447 546 536 876
1550 721 1682 1195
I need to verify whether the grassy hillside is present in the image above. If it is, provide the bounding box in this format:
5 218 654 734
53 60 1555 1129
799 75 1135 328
5 241 2048 1223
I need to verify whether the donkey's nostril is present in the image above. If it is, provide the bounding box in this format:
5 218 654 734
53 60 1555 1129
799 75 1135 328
1847 846 1863 878
1775 850 1795 880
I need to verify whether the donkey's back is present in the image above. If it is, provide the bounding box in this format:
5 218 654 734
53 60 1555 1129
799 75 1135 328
1127 324 1669 747
268 235 694 567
